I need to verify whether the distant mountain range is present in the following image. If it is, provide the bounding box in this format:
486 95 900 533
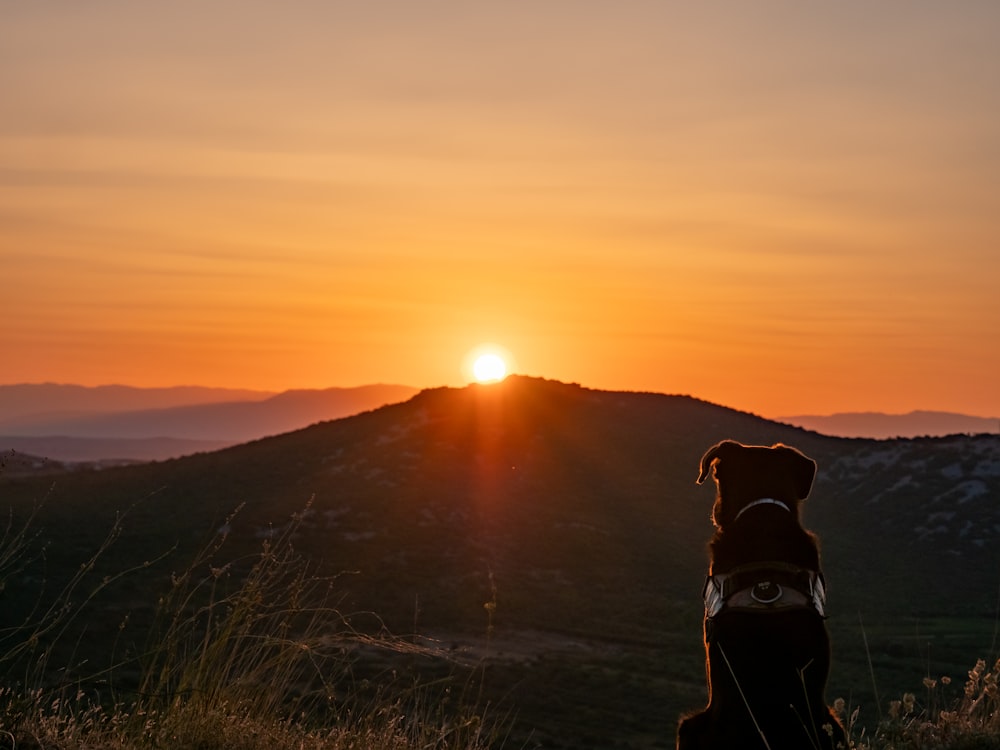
2 383 995 463
0 383 276 419
0 383 419 461
3 376 999 748
780 410 1000 439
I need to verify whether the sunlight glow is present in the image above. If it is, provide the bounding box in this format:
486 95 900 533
462 344 516 384
473 353 507 382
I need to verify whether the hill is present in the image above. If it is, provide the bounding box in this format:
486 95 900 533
0 383 419 461
0 436 232 464
780 409 1000 439
3 376 999 748
0 383 275 421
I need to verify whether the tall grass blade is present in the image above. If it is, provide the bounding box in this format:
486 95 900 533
718 642 772 750
859 611 882 723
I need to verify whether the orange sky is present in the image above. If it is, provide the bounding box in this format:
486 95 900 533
3 2 999 418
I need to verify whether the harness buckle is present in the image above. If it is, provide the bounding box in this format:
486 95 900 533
750 581 782 604
702 563 827 619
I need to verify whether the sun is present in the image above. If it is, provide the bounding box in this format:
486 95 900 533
473 353 507 383
463 343 515 384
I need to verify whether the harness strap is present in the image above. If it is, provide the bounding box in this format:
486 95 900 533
703 562 827 620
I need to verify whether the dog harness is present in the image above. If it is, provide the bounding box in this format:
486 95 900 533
702 496 828 622
703 561 827 619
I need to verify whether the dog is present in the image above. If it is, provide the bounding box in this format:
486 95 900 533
677 440 846 750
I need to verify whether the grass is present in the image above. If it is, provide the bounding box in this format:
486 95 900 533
0 497 501 750
4 495 1000 749
830 656 1000 749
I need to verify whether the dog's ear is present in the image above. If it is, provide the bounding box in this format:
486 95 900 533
696 440 742 484
775 443 817 499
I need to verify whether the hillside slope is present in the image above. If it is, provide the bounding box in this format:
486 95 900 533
3 376 998 748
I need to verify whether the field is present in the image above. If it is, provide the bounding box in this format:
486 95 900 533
3 509 1000 750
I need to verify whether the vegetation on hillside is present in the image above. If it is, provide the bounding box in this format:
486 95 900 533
3 498 1000 749
0 498 499 750
3 379 1000 748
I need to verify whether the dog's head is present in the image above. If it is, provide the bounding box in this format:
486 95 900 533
696 440 816 528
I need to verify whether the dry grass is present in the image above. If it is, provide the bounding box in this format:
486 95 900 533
0 499 499 750
831 657 1000 749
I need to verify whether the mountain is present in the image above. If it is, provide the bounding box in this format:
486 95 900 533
0 384 420 461
780 410 1000 439
3 376 999 748
0 436 233 464
0 383 275 421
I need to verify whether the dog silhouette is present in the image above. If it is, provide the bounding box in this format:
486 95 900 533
677 440 846 750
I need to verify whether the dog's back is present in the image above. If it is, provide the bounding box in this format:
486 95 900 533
677 441 845 750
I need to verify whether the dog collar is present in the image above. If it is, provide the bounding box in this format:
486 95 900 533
733 497 790 523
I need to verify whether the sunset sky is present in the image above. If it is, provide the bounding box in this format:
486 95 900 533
3 2 999 418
